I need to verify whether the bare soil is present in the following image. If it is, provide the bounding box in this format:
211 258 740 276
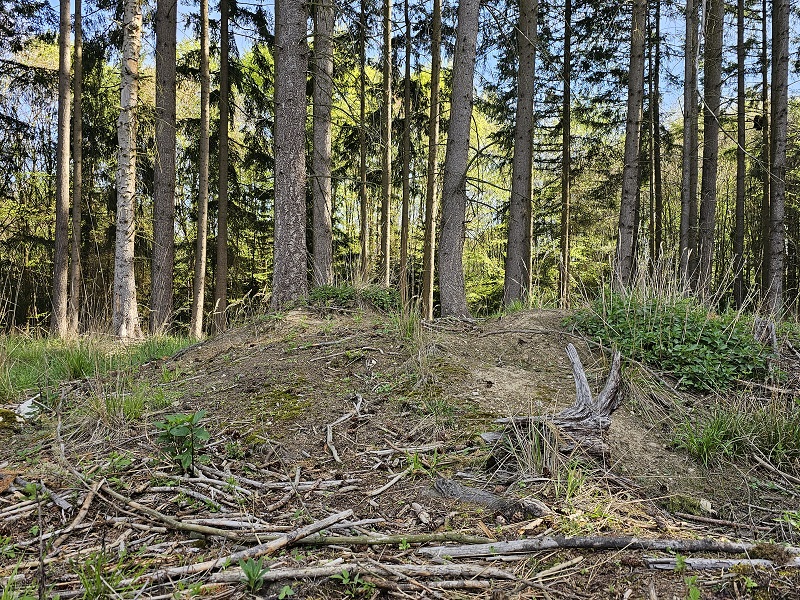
1 307 799 599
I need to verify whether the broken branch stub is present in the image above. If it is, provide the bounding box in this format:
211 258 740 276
491 344 623 467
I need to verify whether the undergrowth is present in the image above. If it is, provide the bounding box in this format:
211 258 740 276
310 284 401 313
674 402 800 470
570 295 771 392
0 335 191 401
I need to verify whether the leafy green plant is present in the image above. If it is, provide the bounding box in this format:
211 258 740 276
673 412 741 466
570 295 770 391
239 557 269 593
0 534 15 559
155 410 211 473
684 575 701 600
278 585 295 599
399 538 411 551
330 569 375 598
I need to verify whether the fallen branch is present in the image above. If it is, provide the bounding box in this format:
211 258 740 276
120 509 353 587
645 556 800 570
417 535 800 559
209 561 518 583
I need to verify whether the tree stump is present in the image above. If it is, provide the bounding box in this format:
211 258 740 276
486 344 623 471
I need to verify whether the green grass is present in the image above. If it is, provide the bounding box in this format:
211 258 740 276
674 403 800 470
0 335 192 402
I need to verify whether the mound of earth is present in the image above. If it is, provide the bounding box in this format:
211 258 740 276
1 307 799 599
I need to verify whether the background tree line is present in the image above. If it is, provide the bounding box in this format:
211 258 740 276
0 0 797 337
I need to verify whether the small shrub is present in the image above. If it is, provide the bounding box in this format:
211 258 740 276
358 285 401 313
155 410 211 473
239 557 269 593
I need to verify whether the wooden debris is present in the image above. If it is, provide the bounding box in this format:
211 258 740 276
120 509 354 587
417 534 800 559
493 344 623 464
646 556 800 570
431 476 551 520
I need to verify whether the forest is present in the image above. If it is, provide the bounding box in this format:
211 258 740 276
0 0 796 336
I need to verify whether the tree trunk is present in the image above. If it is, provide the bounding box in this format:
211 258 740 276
679 0 698 283
613 0 646 289
399 0 411 304
759 0 770 296
312 0 334 288
213 0 230 333
151 0 177 334
559 0 570 307
189 0 211 339
67 0 83 336
271 0 309 309
113 0 143 338
504 0 537 308
438 0 480 317
359 0 370 282
767 0 789 313
379 0 392 287
696 0 723 295
652 0 663 262
51 0 71 337
734 0 745 307
422 0 441 320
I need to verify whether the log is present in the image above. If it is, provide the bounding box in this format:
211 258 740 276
417 534 800 559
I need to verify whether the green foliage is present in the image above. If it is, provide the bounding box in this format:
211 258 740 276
239 557 269 593
330 569 375 598
673 405 800 469
76 551 127 599
309 284 401 314
571 295 770 391
0 335 191 402
1 561 36 600
0 534 16 559
358 285 401 313
684 575 701 600
278 585 295 598
155 410 211 473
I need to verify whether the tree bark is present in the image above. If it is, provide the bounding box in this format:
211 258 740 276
189 0 211 339
312 0 334 288
399 0 411 305
422 0 441 320
613 0 646 289
504 0 537 308
67 0 83 336
652 0 663 263
734 0 745 307
767 0 789 313
271 0 309 309
696 0 723 295
359 0 370 282
559 0 570 307
151 0 178 334
213 0 230 333
679 0 698 283
379 0 393 287
438 0 480 318
113 0 143 338
51 0 71 337
759 0 770 295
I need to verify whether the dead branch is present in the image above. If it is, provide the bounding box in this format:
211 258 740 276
120 509 353 587
417 535 800 559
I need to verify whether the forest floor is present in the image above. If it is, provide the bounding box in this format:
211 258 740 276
2 306 800 599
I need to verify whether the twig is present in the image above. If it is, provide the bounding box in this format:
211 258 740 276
753 454 800 487
368 469 410 497
646 556 800 570
50 478 104 551
120 509 353 587
673 512 772 533
36 482 44 600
